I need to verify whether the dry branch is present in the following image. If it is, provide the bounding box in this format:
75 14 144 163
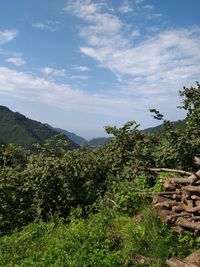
150 168 193 176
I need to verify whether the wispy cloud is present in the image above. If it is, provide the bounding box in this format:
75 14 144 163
118 0 134 14
40 67 65 77
32 21 60 32
65 0 200 98
40 67 89 80
0 30 18 45
0 67 135 116
143 4 154 10
6 57 26 66
68 74 88 80
72 65 90 72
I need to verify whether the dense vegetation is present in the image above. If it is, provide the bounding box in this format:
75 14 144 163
0 83 200 266
0 106 78 149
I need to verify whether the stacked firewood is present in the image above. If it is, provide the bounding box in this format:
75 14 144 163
151 157 200 234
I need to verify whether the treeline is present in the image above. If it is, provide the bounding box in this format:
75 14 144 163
0 83 200 266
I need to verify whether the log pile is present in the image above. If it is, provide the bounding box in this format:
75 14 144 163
151 157 200 234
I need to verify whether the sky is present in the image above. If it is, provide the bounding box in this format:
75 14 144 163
0 0 200 139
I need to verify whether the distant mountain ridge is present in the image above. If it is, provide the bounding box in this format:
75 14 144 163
0 106 78 149
45 124 87 146
0 105 185 149
142 120 185 133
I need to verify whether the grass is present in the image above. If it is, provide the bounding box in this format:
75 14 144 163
0 207 186 267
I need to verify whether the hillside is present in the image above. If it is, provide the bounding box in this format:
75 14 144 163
45 124 87 146
0 106 78 149
142 119 186 133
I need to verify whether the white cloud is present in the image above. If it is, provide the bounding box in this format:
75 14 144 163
32 21 60 32
131 29 140 38
6 57 26 66
0 66 137 116
72 65 90 72
118 1 134 14
40 67 65 77
143 5 154 10
65 0 200 97
0 30 18 45
41 67 89 80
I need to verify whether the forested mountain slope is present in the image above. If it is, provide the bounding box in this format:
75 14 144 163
0 106 78 149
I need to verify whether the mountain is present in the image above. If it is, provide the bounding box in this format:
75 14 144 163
45 124 87 146
142 120 186 133
0 106 78 149
87 120 186 149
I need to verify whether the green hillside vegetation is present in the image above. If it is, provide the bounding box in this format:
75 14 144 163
0 106 78 149
0 83 200 266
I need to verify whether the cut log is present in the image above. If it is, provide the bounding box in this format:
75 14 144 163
195 200 200 207
182 193 191 202
150 168 193 176
182 186 200 194
172 194 182 201
172 205 184 212
167 257 198 267
191 195 200 200
188 169 200 185
153 195 173 204
154 200 176 209
185 249 200 267
185 200 194 209
152 164 200 235
194 157 200 166
176 219 200 230
164 180 176 191
171 225 184 233
170 178 190 184
157 191 177 196
168 212 192 220
157 210 173 222
176 188 181 194
180 203 200 213
189 216 200 221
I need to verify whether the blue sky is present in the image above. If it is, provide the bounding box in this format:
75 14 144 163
0 0 200 139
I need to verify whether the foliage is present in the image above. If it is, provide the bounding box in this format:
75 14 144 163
0 83 200 265
0 208 186 267
104 121 158 179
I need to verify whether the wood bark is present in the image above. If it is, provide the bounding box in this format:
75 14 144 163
167 257 198 267
150 168 193 176
176 219 200 230
153 163 200 234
